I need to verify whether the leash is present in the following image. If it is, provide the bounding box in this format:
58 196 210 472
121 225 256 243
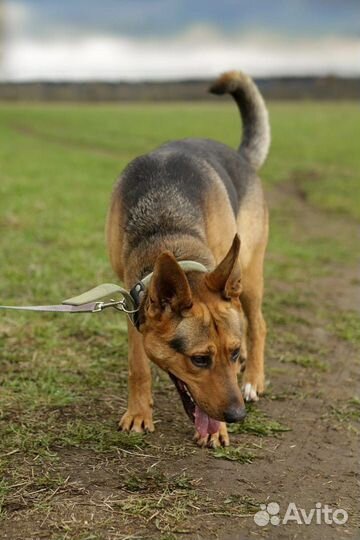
0 261 207 328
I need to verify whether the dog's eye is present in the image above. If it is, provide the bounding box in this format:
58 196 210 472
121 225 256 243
190 355 212 368
231 348 241 362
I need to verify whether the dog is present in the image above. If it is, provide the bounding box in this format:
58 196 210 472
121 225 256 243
106 71 270 448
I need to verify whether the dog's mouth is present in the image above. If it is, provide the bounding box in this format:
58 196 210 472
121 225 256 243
169 373 221 437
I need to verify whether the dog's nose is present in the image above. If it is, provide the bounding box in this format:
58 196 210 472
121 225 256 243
224 405 246 423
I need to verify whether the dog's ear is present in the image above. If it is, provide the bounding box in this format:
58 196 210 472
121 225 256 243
205 234 241 298
148 251 193 315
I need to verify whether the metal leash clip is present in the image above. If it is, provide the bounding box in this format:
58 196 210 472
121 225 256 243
92 298 133 313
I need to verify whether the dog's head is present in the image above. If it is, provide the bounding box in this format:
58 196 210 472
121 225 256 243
139 234 246 435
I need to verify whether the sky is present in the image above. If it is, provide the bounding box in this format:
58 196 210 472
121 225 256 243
1 0 359 81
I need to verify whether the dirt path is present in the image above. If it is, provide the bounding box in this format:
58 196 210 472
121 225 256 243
1 183 359 540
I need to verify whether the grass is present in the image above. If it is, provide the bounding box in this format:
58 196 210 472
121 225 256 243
0 101 359 537
227 404 290 437
330 398 360 424
124 471 195 493
0 464 258 535
2 417 146 460
60 420 146 452
263 102 360 221
0 480 9 517
213 446 257 463
108 487 259 532
279 352 329 372
330 311 360 344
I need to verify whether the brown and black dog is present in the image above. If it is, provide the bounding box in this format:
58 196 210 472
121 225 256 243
106 71 270 448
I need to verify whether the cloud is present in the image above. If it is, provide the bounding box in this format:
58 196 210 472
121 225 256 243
1 31 360 81
2 1 359 80
4 0 30 28
4 0 360 39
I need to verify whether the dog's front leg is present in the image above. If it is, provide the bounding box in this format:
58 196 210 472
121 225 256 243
119 322 154 433
241 290 266 401
194 422 230 449
239 246 267 401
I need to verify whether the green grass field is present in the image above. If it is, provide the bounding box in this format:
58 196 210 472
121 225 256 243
0 102 359 298
0 101 359 539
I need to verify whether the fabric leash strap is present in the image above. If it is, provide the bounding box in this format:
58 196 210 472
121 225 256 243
0 261 208 325
0 283 138 318
0 302 100 313
63 283 135 309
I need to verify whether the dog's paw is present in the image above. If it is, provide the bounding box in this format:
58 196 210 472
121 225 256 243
242 371 265 402
118 409 154 433
242 383 259 402
194 422 230 449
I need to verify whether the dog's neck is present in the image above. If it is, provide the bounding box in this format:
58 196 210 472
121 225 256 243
124 233 215 287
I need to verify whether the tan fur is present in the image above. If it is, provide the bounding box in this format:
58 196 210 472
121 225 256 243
202 162 238 262
209 70 271 170
119 322 154 433
106 194 125 281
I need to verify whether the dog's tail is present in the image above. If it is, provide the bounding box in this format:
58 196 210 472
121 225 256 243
209 71 270 170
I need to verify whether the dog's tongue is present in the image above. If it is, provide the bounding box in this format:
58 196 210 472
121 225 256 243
195 404 220 437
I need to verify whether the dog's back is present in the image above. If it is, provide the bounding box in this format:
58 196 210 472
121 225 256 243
107 71 270 284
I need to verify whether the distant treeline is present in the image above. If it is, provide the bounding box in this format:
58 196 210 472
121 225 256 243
0 76 359 102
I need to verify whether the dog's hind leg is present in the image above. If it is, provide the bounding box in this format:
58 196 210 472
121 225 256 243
118 322 154 433
240 244 267 402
